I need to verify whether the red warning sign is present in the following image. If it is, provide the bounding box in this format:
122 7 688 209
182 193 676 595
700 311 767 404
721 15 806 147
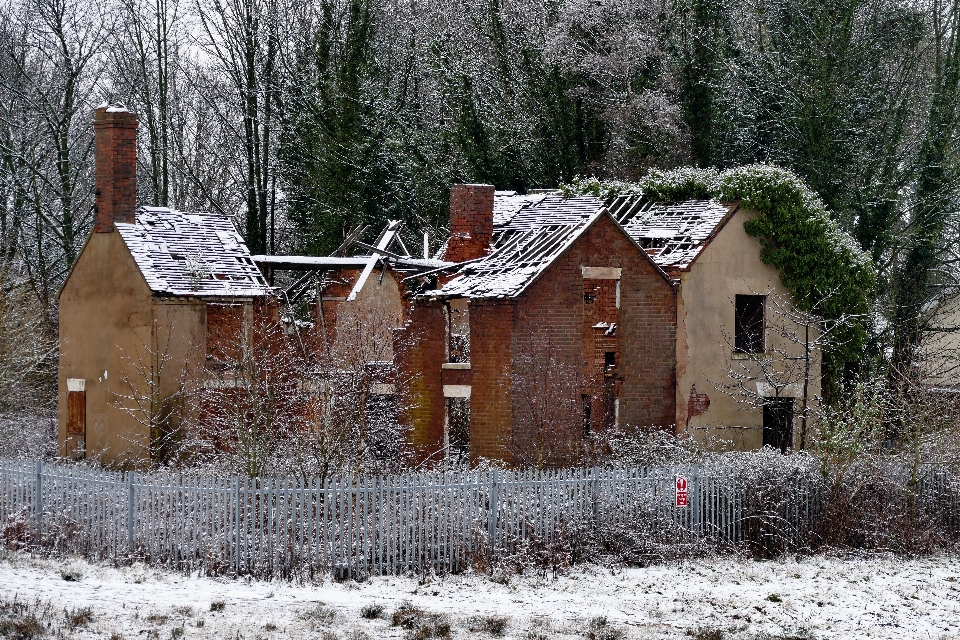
675 476 689 507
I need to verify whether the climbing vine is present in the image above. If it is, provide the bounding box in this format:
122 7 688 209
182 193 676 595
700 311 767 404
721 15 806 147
562 165 877 374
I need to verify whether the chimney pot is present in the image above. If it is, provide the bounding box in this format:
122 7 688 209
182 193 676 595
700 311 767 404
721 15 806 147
93 105 138 233
446 183 494 263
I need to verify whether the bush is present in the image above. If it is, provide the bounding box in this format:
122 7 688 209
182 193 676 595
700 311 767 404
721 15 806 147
390 603 449 639
360 603 384 619
66 606 94 628
468 615 509 636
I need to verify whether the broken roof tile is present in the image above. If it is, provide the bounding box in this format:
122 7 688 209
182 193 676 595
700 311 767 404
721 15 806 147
117 207 270 298
430 193 734 300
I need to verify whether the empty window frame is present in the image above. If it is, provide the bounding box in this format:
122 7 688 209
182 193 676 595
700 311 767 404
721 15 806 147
581 394 592 436
762 397 794 453
604 351 616 370
735 294 766 353
447 398 470 460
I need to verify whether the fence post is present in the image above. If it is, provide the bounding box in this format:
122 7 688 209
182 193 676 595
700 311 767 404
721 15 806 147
487 470 499 566
34 460 42 540
591 466 600 525
235 477 241 574
127 472 136 548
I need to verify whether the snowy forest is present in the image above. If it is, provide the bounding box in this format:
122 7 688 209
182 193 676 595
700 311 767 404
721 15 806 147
1 0 960 416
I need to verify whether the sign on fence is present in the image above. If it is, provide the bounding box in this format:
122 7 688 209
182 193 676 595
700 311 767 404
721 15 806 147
676 475 689 507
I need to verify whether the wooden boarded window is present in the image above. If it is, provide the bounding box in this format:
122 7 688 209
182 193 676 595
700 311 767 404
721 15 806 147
735 294 766 353
66 379 86 434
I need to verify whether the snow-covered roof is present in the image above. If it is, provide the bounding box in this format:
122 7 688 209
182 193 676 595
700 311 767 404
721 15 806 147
116 207 270 298
492 193 733 269
608 196 734 270
492 191 548 226
425 193 734 300
432 201 607 299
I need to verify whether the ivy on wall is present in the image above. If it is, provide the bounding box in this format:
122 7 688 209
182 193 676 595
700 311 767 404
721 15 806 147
562 165 877 374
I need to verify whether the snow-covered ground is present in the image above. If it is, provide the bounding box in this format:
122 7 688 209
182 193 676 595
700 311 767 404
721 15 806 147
1 549 959 639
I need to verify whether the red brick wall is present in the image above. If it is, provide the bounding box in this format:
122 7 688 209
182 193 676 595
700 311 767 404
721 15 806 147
614 234 677 430
583 278 619 431
468 300 515 461
206 303 245 364
446 184 494 263
511 215 677 448
394 300 446 462
93 106 137 232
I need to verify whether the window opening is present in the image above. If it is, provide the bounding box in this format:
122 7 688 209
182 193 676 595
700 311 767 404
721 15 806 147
763 397 794 453
735 294 766 353
604 351 616 372
581 394 592 436
447 398 470 460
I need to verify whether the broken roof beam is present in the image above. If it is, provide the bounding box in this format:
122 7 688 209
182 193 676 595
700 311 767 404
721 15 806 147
345 220 404 301
252 255 376 270
332 224 370 257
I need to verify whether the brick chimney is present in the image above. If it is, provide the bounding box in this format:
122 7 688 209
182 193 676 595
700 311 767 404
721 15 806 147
93 105 138 233
446 184 494 263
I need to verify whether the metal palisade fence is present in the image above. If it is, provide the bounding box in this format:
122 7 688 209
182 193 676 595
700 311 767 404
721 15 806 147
0 457 858 577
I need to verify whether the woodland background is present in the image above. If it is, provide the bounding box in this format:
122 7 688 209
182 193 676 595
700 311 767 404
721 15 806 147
0 0 959 414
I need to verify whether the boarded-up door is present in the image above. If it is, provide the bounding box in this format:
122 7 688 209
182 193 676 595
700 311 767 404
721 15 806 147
67 391 86 434
66 378 86 459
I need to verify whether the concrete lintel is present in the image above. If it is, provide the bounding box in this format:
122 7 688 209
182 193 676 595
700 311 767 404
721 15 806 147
371 383 396 395
443 384 472 398
581 266 622 280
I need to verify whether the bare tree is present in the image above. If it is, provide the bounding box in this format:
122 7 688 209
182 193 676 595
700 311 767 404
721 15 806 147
193 0 286 254
0 260 57 412
198 311 306 477
0 0 108 280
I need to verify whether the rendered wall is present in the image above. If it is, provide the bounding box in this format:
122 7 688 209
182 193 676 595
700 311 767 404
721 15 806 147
676 208 822 449
58 232 156 466
314 268 405 363
923 297 960 386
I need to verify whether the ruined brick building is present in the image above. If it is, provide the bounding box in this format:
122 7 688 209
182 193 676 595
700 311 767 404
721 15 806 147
383 186 819 464
58 106 272 464
58 107 818 467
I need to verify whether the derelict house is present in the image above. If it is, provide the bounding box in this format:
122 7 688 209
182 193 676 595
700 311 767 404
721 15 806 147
57 106 819 468
391 186 820 463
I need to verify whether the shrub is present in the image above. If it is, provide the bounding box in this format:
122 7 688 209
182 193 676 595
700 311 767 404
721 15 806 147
66 606 94 628
301 603 337 627
468 615 509 636
360 603 384 619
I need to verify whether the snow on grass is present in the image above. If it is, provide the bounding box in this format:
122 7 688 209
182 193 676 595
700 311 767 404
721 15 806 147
1 548 960 639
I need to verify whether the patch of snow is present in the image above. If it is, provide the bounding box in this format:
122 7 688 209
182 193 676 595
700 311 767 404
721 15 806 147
2 551 959 638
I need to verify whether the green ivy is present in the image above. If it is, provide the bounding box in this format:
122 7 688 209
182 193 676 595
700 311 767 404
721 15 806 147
562 165 877 373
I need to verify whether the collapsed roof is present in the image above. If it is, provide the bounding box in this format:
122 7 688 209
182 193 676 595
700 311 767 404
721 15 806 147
117 207 270 297
430 193 734 300
251 220 455 302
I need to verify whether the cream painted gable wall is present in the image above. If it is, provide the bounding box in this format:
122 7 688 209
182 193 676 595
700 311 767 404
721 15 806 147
59 232 209 467
675 207 822 450
58 231 156 465
329 268 405 364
